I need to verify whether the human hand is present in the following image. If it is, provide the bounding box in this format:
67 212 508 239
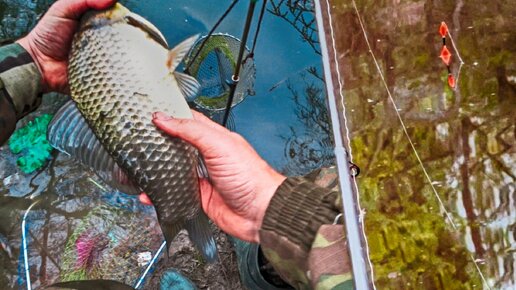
16 0 116 94
152 111 286 243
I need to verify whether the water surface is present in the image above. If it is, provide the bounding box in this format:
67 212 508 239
322 0 515 288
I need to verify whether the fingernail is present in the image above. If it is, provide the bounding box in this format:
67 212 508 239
152 112 173 121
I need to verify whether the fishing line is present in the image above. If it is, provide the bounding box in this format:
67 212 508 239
448 30 464 64
184 0 240 73
134 241 167 289
322 0 375 287
22 200 40 290
447 29 465 90
350 1 490 288
246 0 268 60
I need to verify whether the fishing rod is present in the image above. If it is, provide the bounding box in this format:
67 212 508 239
313 0 374 289
222 0 260 126
245 0 268 62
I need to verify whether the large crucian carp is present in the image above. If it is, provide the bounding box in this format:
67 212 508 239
48 3 217 262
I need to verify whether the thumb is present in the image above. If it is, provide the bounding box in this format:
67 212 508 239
152 112 224 154
50 0 117 19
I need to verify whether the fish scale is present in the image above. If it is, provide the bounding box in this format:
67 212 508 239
53 3 217 262
70 24 200 220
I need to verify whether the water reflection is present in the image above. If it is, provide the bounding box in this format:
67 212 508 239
324 0 515 288
0 0 52 40
276 66 335 175
268 0 320 55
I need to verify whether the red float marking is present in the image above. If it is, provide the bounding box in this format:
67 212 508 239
447 74 456 88
440 45 452 66
439 22 448 37
439 21 462 89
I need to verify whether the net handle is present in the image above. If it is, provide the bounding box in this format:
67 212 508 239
222 0 260 126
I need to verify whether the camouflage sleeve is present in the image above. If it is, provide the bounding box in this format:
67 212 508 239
0 43 43 144
259 167 353 289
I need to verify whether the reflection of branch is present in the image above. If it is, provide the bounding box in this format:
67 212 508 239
460 118 485 257
495 124 514 152
306 66 324 82
361 129 387 178
28 228 61 272
268 0 321 55
40 210 50 284
285 76 331 137
468 124 516 180
487 153 516 180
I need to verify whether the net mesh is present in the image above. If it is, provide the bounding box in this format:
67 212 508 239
185 34 256 111
59 203 163 286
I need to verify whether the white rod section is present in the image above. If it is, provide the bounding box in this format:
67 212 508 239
313 1 372 288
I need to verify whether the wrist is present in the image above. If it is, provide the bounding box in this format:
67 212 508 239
259 177 341 252
0 42 43 118
252 162 286 243
16 37 47 92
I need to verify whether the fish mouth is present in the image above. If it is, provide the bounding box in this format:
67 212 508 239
79 3 169 49
80 3 130 28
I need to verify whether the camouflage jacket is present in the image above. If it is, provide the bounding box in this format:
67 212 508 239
0 44 353 289
0 43 42 144
260 168 353 290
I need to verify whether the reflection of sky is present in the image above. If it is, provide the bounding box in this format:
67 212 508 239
122 0 324 171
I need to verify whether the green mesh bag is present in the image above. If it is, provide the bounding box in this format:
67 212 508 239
8 114 54 173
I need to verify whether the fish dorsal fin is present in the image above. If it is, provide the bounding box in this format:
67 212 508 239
47 100 140 195
124 13 168 48
166 35 199 72
174 71 200 101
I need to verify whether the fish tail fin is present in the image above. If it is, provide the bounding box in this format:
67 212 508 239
162 222 182 258
184 211 218 263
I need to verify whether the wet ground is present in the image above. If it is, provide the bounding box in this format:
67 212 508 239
320 0 515 289
0 0 330 289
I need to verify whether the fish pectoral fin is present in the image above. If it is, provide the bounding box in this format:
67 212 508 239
174 71 200 101
184 212 218 263
47 100 140 195
167 34 199 71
